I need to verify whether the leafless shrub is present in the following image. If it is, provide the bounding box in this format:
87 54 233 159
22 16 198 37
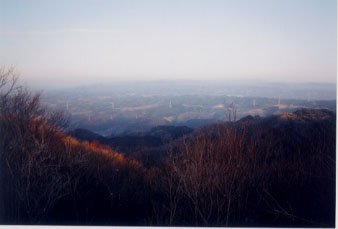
164 124 255 226
163 117 335 226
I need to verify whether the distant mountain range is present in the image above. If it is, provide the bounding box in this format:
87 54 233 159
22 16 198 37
69 108 335 168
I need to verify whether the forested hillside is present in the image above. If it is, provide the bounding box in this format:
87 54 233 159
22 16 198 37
0 69 335 227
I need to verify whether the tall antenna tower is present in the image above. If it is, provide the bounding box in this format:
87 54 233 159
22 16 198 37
66 102 69 111
227 101 237 121
228 108 232 122
169 100 172 109
252 99 256 107
111 102 115 110
278 96 280 105
233 102 237 121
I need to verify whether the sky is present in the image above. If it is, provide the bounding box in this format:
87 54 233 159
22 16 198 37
0 0 337 87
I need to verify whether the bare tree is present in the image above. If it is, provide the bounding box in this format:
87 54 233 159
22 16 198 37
0 67 71 223
0 66 18 96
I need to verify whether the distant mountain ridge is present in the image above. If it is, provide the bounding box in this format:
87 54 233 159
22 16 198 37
69 125 194 155
68 128 106 142
70 108 335 161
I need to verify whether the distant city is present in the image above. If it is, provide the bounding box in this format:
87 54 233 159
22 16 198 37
40 80 336 136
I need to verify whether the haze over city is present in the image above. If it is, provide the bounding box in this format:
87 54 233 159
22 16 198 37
0 0 336 88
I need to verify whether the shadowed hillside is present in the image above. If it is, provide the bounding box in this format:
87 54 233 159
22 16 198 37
69 125 193 167
156 108 335 226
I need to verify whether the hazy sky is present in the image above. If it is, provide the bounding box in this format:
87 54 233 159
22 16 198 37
0 0 336 87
